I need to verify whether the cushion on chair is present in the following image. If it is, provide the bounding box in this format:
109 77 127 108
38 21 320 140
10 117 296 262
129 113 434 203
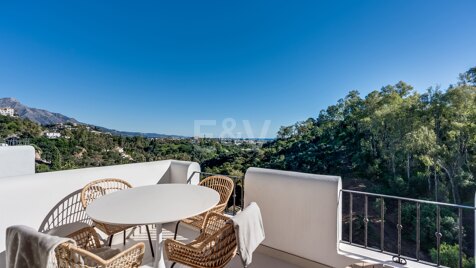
44 222 91 237
88 247 121 259
81 247 121 266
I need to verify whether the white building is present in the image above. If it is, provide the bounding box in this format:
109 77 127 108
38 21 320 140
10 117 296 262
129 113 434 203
45 132 61 139
0 107 14 117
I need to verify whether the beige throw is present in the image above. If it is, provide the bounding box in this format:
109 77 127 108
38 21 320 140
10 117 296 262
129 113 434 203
6 225 74 268
230 202 265 267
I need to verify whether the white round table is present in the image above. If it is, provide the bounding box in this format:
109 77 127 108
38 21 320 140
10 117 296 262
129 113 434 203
86 184 220 268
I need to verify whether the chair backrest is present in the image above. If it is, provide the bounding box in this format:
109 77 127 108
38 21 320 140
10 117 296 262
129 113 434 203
39 189 93 234
200 223 237 267
81 178 132 208
177 212 237 268
56 243 104 268
66 226 101 250
199 175 234 207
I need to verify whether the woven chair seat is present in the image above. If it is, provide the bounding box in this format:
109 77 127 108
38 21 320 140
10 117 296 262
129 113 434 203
55 227 145 268
165 213 237 268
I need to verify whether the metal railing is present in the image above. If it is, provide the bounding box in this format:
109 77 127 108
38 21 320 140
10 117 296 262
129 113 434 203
340 189 475 267
0 138 30 146
187 171 244 215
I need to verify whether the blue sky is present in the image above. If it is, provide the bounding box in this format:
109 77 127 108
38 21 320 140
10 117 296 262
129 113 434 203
0 1 475 138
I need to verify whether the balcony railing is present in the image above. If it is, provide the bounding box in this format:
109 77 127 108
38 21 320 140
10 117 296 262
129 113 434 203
340 189 475 268
1 138 30 146
187 171 244 215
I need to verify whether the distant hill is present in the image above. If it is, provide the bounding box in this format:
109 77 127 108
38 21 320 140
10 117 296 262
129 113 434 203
0 97 183 138
91 125 184 138
0 97 79 125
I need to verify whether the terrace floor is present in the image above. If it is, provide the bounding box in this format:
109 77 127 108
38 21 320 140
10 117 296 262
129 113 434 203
105 222 436 268
108 222 309 268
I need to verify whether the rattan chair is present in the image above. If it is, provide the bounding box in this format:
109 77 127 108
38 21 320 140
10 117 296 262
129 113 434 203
174 175 234 239
55 226 145 268
165 212 237 268
81 178 154 256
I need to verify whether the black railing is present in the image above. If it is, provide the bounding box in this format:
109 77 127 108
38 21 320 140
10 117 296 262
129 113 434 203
1 138 30 146
187 171 244 215
340 189 476 267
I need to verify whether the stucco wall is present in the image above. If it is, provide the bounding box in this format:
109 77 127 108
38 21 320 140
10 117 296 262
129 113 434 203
0 159 200 253
0 146 35 178
244 167 353 267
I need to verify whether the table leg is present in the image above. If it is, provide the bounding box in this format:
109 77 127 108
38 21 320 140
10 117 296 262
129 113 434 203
154 223 165 268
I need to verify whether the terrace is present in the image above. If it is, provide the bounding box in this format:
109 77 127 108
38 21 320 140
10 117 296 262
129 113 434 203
0 145 474 268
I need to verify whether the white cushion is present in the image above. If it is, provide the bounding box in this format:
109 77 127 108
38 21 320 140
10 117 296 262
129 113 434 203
89 247 121 260
44 222 90 237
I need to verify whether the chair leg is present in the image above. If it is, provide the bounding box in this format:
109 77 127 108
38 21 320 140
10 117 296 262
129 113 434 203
145 225 155 258
108 234 114 246
171 262 176 268
173 221 180 240
123 230 126 245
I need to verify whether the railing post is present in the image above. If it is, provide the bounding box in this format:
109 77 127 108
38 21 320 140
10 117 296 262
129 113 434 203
380 197 384 252
364 195 369 248
397 200 402 258
416 202 420 261
232 177 237 216
240 177 244 210
458 208 463 268
349 192 353 244
435 205 442 267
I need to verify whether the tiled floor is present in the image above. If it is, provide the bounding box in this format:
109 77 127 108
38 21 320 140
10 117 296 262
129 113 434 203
109 222 302 268
103 223 432 268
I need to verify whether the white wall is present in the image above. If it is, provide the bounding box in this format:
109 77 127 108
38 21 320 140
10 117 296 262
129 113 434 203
0 159 200 253
169 160 200 184
0 146 35 178
244 167 353 268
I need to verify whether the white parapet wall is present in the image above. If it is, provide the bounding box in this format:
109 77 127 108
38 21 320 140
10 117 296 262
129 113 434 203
244 167 354 268
0 159 200 254
0 145 35 178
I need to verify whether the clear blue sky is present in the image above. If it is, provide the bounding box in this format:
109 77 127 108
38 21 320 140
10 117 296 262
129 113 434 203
0 1 475 138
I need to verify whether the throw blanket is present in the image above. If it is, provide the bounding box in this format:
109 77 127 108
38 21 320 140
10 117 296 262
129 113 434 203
230 202 265 267
6 225 74 268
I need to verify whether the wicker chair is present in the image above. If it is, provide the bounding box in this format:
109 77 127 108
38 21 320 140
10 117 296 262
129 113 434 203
165 212 237 268
81 178 154 256
55 226 145 268
174 175 234 239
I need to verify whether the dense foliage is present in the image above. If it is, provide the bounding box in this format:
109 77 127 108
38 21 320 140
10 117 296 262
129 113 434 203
0 120 261 176
265 78 476 205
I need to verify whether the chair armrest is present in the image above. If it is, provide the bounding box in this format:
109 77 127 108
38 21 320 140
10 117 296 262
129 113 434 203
165 239 200 253
201 212 229 235
66 226 101 250
164 238 203 264
56 241 145 268
57 243 109 267
210 203 227 214
104 242 145 268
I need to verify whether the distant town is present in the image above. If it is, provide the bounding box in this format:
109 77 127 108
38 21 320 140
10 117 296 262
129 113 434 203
0 106 271 147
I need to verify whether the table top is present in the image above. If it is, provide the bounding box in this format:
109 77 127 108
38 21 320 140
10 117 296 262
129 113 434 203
86 184 220 225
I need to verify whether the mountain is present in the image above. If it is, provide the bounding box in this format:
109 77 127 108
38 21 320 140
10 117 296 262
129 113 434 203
0 97 183 138
0 98 79 125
